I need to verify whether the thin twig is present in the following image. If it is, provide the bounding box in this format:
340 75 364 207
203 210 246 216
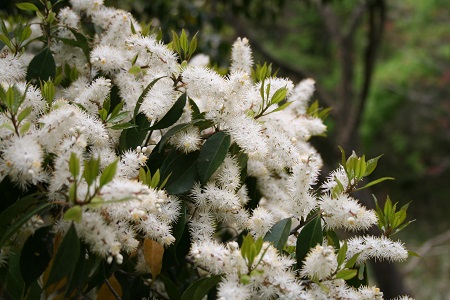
104 277 122 300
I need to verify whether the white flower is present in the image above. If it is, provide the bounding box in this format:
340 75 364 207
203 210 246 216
140 77 178 121
0 135 45 188
0 52 26 83
301 244 337 280
347 235 408 264
230 37 253 75
217 274 252 300
91 45 129 74
247 206 275 238
320 193 378 231
168 125 202 153
288 78 316 115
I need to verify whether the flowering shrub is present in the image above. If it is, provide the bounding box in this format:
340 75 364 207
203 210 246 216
0 1 414 299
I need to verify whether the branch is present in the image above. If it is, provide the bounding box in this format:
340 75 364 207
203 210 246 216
404 228 450 275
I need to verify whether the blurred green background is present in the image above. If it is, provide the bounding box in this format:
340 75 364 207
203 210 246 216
1 0 449 298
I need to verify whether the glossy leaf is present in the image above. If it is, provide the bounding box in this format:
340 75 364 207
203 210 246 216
45 223 80 288
164 151 199 195
0 201 52 249
296 214 322 270
181 275 222 300
264 218 292 252
20 226 52 285
149 93 187 130
198 131 231 184
160 275 182 300
26 47 56 82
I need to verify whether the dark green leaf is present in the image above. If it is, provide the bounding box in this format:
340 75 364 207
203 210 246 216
0 193 45 229
45 223 80 288
198 131 231 184
158 122 194 153
296 214 322 270
181 275 222 300
149 93 187 130
264 218 292 252
160 274 181 300
109 122 137 130
26 47 56 81
188 98 201 118
5 252 24 299
119 113 150 152
67 28 91 63
20 226 52 285
0 202 52 249
164 152 199 195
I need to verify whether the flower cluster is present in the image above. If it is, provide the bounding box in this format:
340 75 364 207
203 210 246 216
0 0 413 299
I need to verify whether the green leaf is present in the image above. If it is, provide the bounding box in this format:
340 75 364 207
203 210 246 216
188 98 201 118
0 201 52 249
164 152 199 195
264 218 292 252
335 269 357 280
99 159 118 187
63 205 82 223
0 33 12 50
270 87 287 104
45 223 80 288
181 275 222 300
4 251 24 299
26 47 56 82
296 214 322 270
271 101 293 113
355 177 394 191
180 29 188 53
197 131 231 184
119 113 150 151
160 275 181 300
83 157 100 186
16 2 39 11
0 193 44 229
158 122 197 153
109 122 137 130
128 65 141 75
345 252 361 269
19 121 31 135
20 226 52 285
20 25 32 43
188 32 198 57
69 152 80 178
337 240 348 267
108 110 129 124
171 30 181 54
149 93 187 130
67 28 91 63
364 155 382 176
